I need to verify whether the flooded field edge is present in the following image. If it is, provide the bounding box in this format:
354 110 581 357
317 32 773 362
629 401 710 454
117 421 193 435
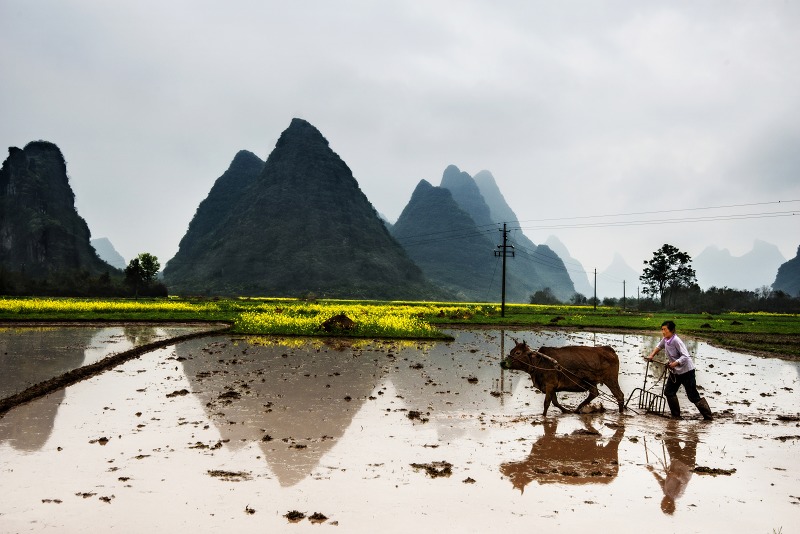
0 326 798 533
0 322 230 417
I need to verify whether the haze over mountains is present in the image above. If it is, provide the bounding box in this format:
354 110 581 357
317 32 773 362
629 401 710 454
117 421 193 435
91 238 126 270
391 165 575 302
2 119 798 300
694 240 787 291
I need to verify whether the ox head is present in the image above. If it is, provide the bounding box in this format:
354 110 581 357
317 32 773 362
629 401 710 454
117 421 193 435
500 338 531 371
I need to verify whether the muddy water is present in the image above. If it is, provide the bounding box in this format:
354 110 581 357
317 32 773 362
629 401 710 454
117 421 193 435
0 325 213 399
0 328 797 533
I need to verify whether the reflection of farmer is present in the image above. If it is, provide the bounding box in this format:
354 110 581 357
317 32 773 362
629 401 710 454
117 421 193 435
647 422 698 514
647 320 713 420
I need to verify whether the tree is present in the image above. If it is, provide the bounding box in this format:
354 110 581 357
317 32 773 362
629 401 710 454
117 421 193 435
125 253 160 296
529 287 560 305
640 244 697 308
570 292 588 305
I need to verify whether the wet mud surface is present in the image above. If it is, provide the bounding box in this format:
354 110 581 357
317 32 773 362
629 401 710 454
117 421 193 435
0 323 227 416
0 328 797 532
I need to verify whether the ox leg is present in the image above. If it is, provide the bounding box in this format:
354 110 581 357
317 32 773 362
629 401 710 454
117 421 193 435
548 390 571 414
575 385 599 413
606 380 626 412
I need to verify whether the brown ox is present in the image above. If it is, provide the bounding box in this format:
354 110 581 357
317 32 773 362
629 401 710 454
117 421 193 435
500 340 625 416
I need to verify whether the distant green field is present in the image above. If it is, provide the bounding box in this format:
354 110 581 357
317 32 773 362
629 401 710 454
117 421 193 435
1 297 798 357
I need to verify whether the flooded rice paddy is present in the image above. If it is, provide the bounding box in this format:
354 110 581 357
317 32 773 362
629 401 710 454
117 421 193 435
0 326 798 533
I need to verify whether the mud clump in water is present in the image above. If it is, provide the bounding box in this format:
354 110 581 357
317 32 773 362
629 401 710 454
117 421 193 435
407 410 429 423
410 461 453 478
309 512 328 524
207 470 252 481
284 510 305 523
693 466 737 476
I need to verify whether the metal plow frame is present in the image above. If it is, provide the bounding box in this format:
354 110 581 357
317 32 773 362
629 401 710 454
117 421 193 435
625 360 668 415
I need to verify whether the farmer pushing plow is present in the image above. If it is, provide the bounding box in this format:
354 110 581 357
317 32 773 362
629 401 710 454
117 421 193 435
646 320 713 421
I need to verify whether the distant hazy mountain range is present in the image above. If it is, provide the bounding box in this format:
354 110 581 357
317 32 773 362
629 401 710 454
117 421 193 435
544 236 594 297
2 127 797 301
390 165 575 302
91 238 126 270
694 240 786 291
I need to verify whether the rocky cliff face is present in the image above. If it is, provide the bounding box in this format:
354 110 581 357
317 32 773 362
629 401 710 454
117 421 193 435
164 119 444 299
0 141 113 278
772 245 800 297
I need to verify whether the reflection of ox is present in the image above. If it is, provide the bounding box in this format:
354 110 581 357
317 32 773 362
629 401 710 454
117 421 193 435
500 418 625 491
500 341 625 416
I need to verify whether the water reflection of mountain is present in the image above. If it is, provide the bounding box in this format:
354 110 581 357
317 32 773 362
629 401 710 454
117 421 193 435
385 331 513 442
177 336 389 487
500 417 625 491
0 390 66 451
0 327 95 450
0 326 179 451
0 327 95 399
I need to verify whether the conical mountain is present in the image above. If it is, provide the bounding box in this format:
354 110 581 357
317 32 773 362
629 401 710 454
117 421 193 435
473 170 518 225
164 119 441 299
0 141 115 279
472 170 576 301
163 150 265 291
472 169 538 256
391 180 511 301
438 166 575 301
597 253 640 299
772 245 800 297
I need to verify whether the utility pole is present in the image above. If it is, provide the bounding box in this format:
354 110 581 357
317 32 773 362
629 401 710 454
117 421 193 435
622 280 627 310
494 223 515 317
593 269 597 310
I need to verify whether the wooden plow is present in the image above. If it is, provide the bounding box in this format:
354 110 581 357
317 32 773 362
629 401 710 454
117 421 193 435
625 359 668 415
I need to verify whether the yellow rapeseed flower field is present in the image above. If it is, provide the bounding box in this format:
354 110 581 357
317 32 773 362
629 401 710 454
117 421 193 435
234 302 444 338
0 298 219 314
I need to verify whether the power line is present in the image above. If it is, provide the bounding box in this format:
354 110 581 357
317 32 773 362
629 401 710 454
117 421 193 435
390 199 798 247
512 210 797 232
511 199 800 225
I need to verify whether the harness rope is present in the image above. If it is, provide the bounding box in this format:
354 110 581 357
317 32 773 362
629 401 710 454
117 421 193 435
507 346 633 412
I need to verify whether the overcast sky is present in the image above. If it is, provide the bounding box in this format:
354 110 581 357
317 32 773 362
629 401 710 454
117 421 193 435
2 1 798 291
